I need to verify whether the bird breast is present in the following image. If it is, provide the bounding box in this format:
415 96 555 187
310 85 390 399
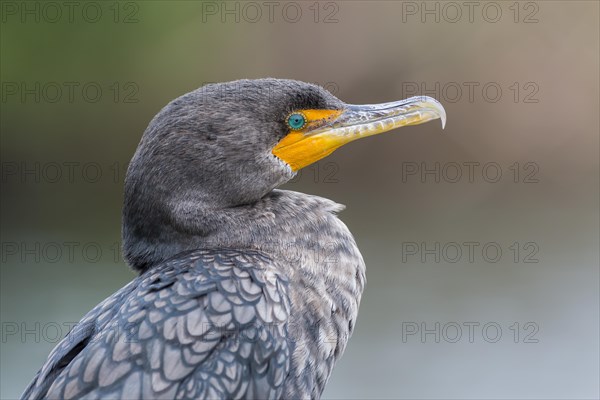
202 189 367 397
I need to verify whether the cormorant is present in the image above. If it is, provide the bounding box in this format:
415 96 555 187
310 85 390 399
21 79 445 399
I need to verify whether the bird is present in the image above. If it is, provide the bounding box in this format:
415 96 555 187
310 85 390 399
21 78 445 400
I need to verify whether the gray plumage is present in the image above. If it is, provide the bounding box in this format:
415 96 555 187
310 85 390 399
22 79 366 400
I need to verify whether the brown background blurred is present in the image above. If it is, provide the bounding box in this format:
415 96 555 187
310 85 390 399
1 1 598 398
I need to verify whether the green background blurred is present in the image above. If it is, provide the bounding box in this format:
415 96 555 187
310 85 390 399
1 1 598 398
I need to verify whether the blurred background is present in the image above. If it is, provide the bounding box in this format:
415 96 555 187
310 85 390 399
1 1 598 399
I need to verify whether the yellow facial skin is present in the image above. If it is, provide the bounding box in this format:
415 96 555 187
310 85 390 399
273 109 344 171
272 96 447 172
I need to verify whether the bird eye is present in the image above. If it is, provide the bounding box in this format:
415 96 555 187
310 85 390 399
286 112 307 130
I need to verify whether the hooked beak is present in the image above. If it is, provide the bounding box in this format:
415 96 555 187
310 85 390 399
272 96 446 171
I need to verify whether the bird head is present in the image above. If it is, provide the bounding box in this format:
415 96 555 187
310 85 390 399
126 78 445 208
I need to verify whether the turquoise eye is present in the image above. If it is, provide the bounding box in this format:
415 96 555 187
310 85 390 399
287 112 306 130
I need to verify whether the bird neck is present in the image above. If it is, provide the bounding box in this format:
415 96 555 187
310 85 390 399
123 188 350 271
